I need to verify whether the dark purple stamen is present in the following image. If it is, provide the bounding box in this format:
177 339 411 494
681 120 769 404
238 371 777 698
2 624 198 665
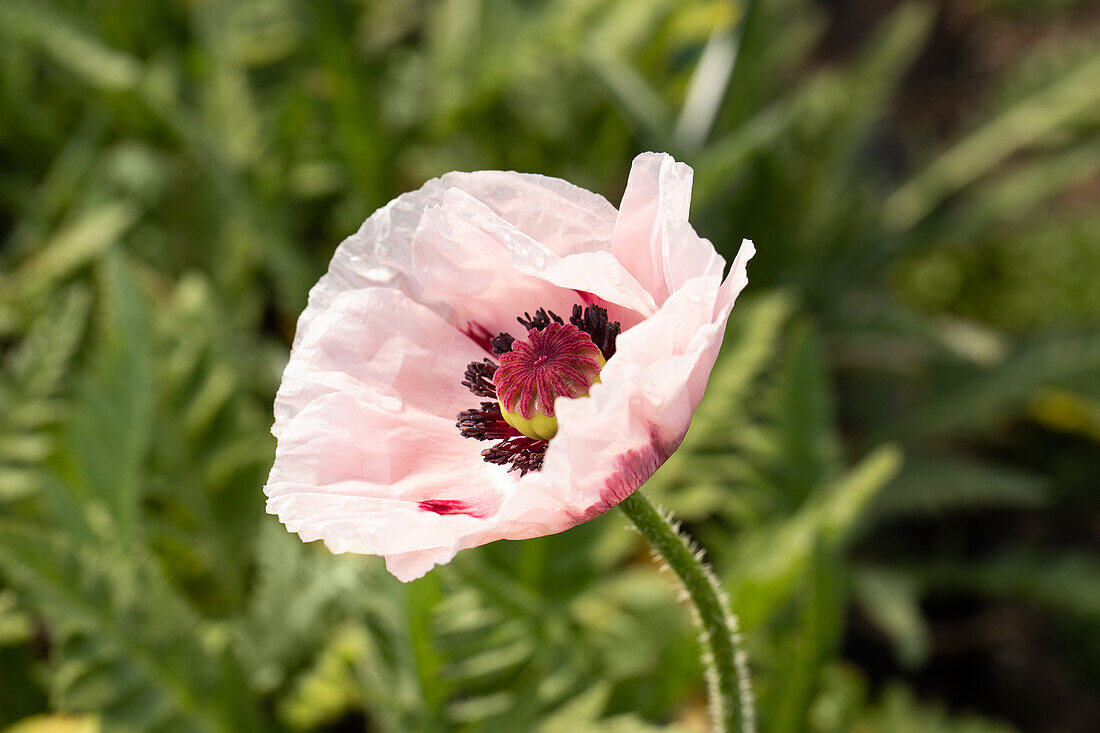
482 437 547 475
490 332 515 355
454 401 545 475
456 402 521 441
570 304 620 359
462 359 498 399
517 308 563 331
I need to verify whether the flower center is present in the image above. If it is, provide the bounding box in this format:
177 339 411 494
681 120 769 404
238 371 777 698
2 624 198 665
493 322 604 440
456 303 620 475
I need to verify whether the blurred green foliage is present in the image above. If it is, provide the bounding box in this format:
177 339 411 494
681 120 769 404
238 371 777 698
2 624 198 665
1 0 1098 731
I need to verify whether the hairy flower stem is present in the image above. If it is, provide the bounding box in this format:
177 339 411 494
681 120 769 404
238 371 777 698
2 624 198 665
619 491 754 733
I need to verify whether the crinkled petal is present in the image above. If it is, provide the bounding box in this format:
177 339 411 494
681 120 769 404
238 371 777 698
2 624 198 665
267 392 505 554
611 152 725 306
517 239 755 525
295 170 620 352
437 188 657 321
273 288 486 440
267 288 513 579
408 190 596 338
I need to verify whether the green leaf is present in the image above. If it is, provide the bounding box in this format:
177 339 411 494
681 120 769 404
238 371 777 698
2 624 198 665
852 567 931 668
910 551 1100 620
1 714 100 733
729 444 903 632
0 521 261 732
882 332 1100 443
538 681 694 732
884 51 1100 230
0 590 33 646
52 256 153 544
0 0 142 91
276 626 366 732
582 48 672 144
2 202 138 299
857 684 1018 733
674 2 751 152
769 319 841 505
0 286 90 502
767 539 846 733
872 454 1047 520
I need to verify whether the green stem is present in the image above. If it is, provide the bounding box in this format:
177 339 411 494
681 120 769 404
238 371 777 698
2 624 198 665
619 491 754 733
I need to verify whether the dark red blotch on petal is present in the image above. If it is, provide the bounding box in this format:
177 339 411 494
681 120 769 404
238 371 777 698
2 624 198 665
463 321 495 353
572 426 678 523
419 499 484 517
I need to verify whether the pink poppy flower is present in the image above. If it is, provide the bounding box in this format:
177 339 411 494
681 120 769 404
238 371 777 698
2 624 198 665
265 152 754 581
